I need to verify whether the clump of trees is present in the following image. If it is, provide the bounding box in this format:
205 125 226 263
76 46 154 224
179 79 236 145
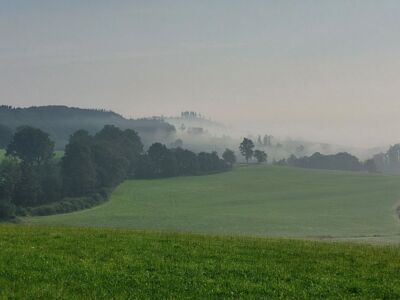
222 149 236 166
372 144 400 174
0 124 13 149
136 143 230 179
254 150 267 163
0 126 61 217
0 125 231 219
239 138 267 164
274 152 377 172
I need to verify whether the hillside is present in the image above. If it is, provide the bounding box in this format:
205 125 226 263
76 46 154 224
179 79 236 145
27 165 400 242
0 225 399 299
0 105 176 148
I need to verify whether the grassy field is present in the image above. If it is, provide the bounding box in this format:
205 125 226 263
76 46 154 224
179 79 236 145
0 225 399 299
27 165 400 242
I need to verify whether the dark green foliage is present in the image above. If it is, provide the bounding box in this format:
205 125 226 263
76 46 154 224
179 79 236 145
173 147 199 175
13 163 41 206
135 154 156 179
62 130 97 196
136 144 228 179
93 125 143 184
148 143 178 177
222 148 236 166
198 151 228 173
0 159 21 200
92 143 128 187
283 152 363 171
38 162 62 204
6 126 54 165
0 124 13 149
28 191 109 216
254 149 267 163
373 144 400 174
1 226 400 299
364 159 378 173
0 159 20 218
239 138 255 163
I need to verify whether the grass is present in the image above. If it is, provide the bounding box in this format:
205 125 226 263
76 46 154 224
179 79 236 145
26 165 400 242
0 149 63 161
0 225 399 299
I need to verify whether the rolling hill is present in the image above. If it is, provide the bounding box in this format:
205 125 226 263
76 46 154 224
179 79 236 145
0 105 176 148
26 165 400 243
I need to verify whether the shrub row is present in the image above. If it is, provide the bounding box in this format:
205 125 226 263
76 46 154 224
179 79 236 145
26 187 112 216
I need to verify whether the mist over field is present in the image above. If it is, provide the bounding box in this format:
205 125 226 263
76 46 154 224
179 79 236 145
1 1 400 148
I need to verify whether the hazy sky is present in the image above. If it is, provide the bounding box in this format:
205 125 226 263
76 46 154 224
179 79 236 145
1 1 400 147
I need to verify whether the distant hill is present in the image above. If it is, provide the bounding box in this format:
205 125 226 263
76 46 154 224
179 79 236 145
165 112 229 136
0 105 175 148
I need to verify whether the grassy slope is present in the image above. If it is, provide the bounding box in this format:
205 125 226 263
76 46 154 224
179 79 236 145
0 225 399 299
27 166 400 242
0 149 5 160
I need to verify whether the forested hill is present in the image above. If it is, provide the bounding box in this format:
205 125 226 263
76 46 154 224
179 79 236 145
0 105 176 148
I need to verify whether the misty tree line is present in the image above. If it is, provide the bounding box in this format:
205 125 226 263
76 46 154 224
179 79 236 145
239 138 268 163
273 152 377 172
238 137 380 173
0 105 176 148
0 125 231 219
372 144 400 174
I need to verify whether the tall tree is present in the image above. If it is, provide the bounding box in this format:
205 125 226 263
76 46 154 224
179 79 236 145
0 124 13 149
0 158 20 218
173 147 199 175
254 150 267 163
222 149 236 166
239 138 254 163
148 143 177 177
13 163 41 206
6 126 54 166
62 130 97 196
94 125 143 178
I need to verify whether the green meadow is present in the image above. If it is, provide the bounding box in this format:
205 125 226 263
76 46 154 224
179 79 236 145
27 165 400 242
0 225 399 299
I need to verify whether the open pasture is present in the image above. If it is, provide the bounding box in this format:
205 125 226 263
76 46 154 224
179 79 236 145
26 165 400 242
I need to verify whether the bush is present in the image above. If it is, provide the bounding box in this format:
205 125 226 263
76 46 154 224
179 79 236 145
27 192 109 216
0 199 15 219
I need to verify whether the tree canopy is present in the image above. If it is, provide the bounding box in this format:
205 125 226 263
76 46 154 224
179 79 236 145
254 150 267 163
239 138 255 163
6 126 54 165
222 149 236 166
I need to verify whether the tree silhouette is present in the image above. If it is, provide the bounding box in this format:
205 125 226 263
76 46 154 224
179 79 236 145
239 138 254 163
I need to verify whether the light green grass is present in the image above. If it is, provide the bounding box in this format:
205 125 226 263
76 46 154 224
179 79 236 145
26 166 400 242
0 225 399 299
53 150 64 159
0 149 63 161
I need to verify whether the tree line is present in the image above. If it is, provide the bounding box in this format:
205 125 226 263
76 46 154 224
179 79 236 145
372 144 400 174
0 125 231 219
273 152 377 172
0 105 176 148
239 138 268 163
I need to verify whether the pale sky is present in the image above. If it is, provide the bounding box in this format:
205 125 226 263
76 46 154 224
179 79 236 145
1 1 400 147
